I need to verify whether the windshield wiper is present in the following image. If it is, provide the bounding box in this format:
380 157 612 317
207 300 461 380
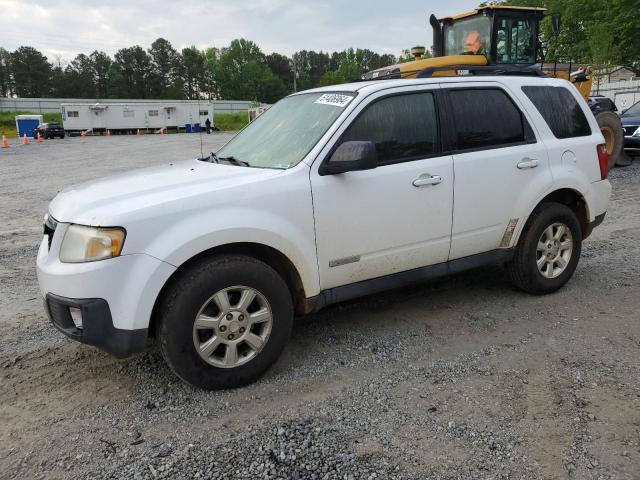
217 156 251 167
202 151 220 163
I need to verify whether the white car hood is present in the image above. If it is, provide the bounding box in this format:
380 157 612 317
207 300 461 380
49 159 282 225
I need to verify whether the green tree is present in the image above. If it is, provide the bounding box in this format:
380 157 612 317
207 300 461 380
0 47 12 97
180 46 206 99
110 46 152 98
214 39 287 103
10 46 52 97
90 51 112 98
148 38 177 98
266 52 293 91
203 47 219 99
63 54 96 98
317 70 345 87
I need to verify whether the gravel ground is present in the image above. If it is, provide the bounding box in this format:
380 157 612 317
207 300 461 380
1 135 639 480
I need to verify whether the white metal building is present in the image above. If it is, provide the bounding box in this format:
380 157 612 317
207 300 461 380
60 101 214 133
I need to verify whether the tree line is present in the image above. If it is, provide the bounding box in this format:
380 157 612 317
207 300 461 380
0 39 402 103
495 0 639 70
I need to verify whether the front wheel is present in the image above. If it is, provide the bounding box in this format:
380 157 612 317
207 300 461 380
506 203 582 295
157 255 294 390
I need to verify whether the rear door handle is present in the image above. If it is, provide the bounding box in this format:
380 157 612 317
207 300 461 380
517 158 539 169
413 174 443 187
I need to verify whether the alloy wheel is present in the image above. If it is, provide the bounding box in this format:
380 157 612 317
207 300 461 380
192 286 273 368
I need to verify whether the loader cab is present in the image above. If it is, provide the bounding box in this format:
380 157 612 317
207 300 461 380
435 6 545 66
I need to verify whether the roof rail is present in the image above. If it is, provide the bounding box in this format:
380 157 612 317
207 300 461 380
416 65 546 78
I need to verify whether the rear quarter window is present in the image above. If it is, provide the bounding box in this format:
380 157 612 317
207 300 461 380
522 85 592 139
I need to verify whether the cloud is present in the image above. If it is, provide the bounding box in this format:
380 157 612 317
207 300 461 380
0 0 479 61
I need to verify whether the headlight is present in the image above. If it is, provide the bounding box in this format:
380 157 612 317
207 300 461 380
59 225 126 263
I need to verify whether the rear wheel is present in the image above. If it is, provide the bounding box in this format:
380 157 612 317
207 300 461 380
157 255 294 390
595 111 623 169
506 203 582 295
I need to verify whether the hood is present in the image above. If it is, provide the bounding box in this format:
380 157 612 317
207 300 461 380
49 158 282 225
621 113 640 126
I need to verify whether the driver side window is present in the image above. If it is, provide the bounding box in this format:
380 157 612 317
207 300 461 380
339 92 440 166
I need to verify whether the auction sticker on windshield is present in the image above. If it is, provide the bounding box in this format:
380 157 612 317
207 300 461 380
315 93 354 108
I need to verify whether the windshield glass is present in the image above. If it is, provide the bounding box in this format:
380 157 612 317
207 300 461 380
214 92 354 169
444 16 491 56
625 101 640 116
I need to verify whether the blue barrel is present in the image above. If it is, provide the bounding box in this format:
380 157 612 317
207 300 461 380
194 123 201 133
185 124 192 133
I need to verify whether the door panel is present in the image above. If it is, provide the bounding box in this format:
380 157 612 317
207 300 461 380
445 84 553 259
450 143 551 258
312 156 453 289
310 87 454 290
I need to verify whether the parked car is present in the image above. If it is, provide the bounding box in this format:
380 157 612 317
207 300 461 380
37 76 611 389
34 122 65 139
588 95 617 115
621 100 640 157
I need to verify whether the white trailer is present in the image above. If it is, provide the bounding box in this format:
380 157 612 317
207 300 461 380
60 101 214 134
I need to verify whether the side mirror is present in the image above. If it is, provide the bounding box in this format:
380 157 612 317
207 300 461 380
551 15 561 37
319 141 378 175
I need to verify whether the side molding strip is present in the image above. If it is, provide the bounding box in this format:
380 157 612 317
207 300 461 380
305 249 514 313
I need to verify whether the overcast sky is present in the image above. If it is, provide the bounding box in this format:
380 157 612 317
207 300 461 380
1 0 480 62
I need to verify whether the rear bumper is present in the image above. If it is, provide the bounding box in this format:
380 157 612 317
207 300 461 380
45 293 147 357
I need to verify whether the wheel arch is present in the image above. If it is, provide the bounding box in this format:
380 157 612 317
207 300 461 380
148 242 308 337
525 188 591 240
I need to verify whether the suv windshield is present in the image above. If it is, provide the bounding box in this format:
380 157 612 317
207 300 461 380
444 16 491 56
213 92 354 169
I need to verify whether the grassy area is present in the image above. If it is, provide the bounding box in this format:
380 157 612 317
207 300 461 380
214 113 249 131
0 111 62 138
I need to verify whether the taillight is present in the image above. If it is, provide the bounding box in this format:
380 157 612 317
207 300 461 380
597 144 609 180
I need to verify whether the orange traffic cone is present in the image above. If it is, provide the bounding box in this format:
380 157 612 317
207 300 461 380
36 132 42 143
80 130 86 137
136 129 141 136
22 133 29 145
106 129 111 137
1 135 9 148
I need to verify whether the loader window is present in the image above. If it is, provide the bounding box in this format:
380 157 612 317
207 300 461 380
522 86 591 138
448 88 534 150
495 17 536 64
444 16 490 56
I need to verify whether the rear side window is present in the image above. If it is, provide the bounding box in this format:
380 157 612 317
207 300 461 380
448 88 534 150
522 86 592 138
340 92 439 165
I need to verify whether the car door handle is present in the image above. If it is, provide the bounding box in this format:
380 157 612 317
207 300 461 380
517 158 539 169
412 174 443 187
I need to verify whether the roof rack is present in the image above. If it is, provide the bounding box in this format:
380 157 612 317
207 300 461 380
416 65 546 78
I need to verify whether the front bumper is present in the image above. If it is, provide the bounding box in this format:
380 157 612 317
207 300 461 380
37 221 177 355
45 294 147 357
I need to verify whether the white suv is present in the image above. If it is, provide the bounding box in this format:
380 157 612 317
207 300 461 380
37 76 611 389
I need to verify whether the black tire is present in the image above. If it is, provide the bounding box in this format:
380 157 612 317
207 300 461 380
157 255 293 390
595 111 623 169
60 134 65 139
506 202 582 295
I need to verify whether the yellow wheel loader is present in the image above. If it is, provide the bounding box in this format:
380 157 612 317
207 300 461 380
363 5 624 168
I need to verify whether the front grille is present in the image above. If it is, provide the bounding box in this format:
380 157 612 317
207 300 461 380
43 214 58 251
623 125 639 137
